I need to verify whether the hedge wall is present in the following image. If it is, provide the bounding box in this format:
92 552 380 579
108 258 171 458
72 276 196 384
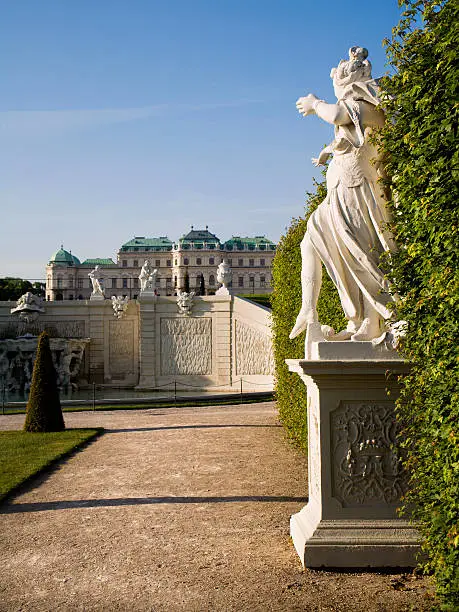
378 0 459 606
271 178 345 450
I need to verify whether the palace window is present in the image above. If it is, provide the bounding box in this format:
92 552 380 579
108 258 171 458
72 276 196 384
260 275 266 287
196 258 202 265
112 278 117 288
209 274 215 286
122 260 127 267
209 257 214 265
133 278 139 289
238 258 243 267
133 260 138 268
167 260 171 267
238 276 244 287
260 258 265 266
122 278 128 289
78 278 83 289
249 259 254 267
155 260 161 267
184 258 189 265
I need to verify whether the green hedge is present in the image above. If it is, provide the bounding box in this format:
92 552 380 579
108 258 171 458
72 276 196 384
378 1 459 606
271 179 345 450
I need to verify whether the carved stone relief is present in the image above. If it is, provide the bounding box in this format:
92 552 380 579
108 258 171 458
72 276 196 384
0 320 86 340
235 319 274 375
109 319 134 379
160 318 211 376
331 401 408 507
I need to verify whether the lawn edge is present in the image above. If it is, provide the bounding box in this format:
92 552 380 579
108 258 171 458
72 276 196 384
0 427 104 504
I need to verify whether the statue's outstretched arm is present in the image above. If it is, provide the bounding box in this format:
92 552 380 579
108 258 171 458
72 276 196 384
296 94 350 126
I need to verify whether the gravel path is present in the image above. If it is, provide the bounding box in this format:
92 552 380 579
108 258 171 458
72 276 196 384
0 403 433 611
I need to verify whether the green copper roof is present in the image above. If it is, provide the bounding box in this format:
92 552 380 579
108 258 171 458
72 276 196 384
223 236 276 249
80 258 116 266
179 228 220 244
121 236 172 249
120 236 173 252
49 248 81 266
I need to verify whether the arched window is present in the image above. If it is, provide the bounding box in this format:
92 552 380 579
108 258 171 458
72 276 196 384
209 274 215 286
184 258 189 265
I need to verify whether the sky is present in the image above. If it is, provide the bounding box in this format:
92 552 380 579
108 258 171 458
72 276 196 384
0 0 402 280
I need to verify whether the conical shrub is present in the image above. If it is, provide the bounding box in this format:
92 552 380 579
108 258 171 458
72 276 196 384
24 332 65 432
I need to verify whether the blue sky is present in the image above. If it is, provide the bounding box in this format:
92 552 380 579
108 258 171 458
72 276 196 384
0 0 402 280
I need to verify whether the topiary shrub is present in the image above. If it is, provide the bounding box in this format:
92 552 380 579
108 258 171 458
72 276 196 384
377 0 459 605
271 178 346 450
24 332 65 432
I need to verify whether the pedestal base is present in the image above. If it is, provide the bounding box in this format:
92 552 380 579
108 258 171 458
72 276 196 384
287 342 420 568
291 506 419 568
89 293 105 301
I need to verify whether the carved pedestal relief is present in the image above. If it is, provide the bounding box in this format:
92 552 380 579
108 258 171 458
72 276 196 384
160 318 212 376
331 401 408 507
235 320 274 375
109 319 135 379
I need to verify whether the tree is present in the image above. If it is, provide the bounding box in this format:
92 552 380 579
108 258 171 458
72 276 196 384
377 0 459 605
0 278 34 301
24 332 65 432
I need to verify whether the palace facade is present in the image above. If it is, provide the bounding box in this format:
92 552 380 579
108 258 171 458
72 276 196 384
45 227 276 301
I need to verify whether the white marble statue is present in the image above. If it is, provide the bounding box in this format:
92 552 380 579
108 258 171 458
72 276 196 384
10 292 45 323
290 46 397 347
216 259 232 296
139 260 158 293
111 295 129 319
176 290 195 316
88 265 105 298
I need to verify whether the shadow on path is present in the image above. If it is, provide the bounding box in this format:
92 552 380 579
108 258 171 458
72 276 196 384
1 494 308 514
104 424 281 433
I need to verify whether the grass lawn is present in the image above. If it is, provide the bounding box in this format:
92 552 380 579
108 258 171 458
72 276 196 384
0 428 102 501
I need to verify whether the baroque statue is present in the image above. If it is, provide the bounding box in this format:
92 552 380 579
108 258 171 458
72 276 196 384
290 46 397 348
139 260 158 293
88 265 105 299
10 292 45 324
216 259 232 296
111 295 129 319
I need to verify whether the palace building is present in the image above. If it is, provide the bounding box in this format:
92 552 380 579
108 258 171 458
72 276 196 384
45 227 276 301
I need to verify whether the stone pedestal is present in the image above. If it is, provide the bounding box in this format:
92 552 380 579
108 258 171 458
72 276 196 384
89 293 105 302
136 292 157 388
286 343 420 568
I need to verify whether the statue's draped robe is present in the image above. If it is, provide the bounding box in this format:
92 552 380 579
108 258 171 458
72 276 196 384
307 97 396 322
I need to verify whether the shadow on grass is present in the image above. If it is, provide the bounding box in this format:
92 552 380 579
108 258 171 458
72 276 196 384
0 428 104 505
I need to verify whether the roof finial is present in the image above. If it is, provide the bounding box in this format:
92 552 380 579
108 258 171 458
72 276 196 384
191 225 194 230
206 225 208 230
61 243 63 250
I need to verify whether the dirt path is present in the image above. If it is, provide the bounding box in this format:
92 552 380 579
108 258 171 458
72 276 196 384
0 403 433 611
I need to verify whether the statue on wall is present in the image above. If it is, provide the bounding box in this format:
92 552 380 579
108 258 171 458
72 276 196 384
290 47 397 347
88 265 105 299
177 290 195 316
216 259 232 296
10 292 45 324
139 260 158 293
111 295 129 319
